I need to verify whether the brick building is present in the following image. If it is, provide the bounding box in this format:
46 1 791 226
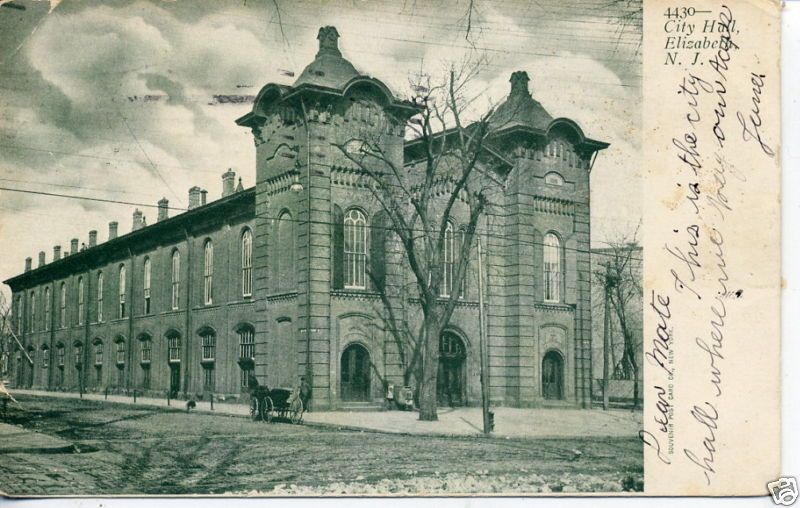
4 26 608 410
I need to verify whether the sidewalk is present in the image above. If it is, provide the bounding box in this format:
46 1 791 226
7 388 641 439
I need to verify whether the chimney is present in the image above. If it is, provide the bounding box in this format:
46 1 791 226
89 230 97 248
317 26 342 57
132 209 144 231
200 189 208 206
70 238 79 254
188 186 202 209
109 221 119 240
509 70 531 98
53 245 61 261
25 257 32 272
222 169 236 197
157 198 169 221
38 251 45 267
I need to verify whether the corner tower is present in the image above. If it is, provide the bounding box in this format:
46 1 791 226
236 27 417 408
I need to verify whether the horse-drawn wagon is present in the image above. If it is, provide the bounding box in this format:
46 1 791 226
248 382 304 424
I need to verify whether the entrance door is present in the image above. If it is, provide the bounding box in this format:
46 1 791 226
340 344 370 401
169 363 181 397
542 350 564 400
437 332 466 407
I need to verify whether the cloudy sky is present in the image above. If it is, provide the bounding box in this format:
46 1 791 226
0 0 641 302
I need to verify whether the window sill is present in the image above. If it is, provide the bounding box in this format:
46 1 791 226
331 289 381 299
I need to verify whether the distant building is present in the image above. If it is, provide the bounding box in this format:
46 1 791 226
4 26 609 409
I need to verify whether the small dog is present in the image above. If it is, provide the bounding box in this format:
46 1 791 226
186 399 196 412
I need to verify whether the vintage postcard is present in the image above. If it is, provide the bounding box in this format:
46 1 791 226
0 0 783 498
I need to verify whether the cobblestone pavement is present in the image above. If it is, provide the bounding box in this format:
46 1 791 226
0 395 643 496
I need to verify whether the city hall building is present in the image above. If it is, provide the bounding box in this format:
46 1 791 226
3 27 608 410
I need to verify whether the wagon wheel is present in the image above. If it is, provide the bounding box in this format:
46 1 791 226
249 397 259 421
289 397 304 424
262 396 274 423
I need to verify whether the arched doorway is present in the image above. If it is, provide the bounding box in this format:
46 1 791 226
438 332 467 407
340 343 371 401
542 350 564 400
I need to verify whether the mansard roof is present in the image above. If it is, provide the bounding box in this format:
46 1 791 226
4 188 255 290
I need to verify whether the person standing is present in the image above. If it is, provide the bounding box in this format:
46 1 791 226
299 375 312 412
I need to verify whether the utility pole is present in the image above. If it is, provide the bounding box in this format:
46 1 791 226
477 236 491 433
602 262 611 411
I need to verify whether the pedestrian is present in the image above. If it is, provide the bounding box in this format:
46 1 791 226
299 375 312 412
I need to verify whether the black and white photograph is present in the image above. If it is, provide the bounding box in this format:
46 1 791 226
0 0 671 497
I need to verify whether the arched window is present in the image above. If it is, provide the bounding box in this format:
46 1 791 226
277 212 294 290
59 283 67 328
237 324 255 388
29 291 36 333
44 287 50 331
171 250 180 310
344 209 368 289
200 328 216 391
545 172 565 186
543 233 561 302
118 265 127 318
97 272 104 322
203 240 213 305
143 257 151 314
56 344 65 367
241 229 253 298
77 277 84 325
441 222 455 297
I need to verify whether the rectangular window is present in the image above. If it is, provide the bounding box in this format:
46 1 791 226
57 347 65 367
41 350 49 369
95 365 102 385
29 292 35 332
242 230 253 298
141 341 152 364
201 333 215 361
74 345 82 367
116 342 125 364
168 336 181 363
95 344 103 366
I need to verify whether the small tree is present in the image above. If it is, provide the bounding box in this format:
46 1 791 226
333 61 503 421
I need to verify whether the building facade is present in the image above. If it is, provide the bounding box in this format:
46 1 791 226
4 26 608 410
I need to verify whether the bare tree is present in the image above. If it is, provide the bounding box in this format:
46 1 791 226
593 231 642 409
332 60 502 421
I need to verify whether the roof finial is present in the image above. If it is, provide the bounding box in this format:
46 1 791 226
509 71 530 98
317 26 341 57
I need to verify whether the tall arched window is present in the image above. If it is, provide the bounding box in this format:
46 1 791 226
543 233 561 302
41 344 49 369
59 283 67 328
237 324 255 388
73 341 83 369
344 209 368 289
44 287 50 331
203 240 213 305
118 265 127 318
241 229 253 298
93 339 103 385
77 277 84 325
29 291 36 332
97 272 104 322
277 212 294 290
167 333 181 363
171 250 180 310
115 337 125 387
15 296 21 335
139 335 152 389
143 257 151 314
441 222 455 297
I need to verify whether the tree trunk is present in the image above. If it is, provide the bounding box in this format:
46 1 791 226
418 317 441 421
